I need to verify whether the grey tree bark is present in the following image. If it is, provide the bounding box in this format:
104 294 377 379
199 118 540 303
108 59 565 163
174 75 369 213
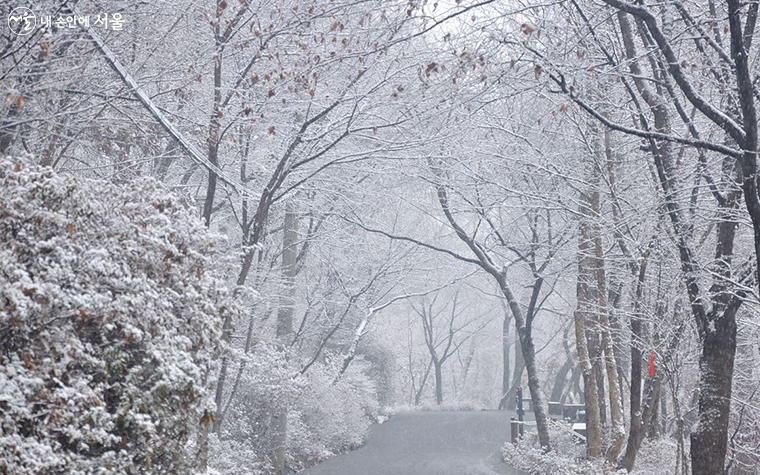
576 182 603 459
550 358 573 405
621 248 652 471
500 309 512 409
590 167 626 464
500 305 526 411
272 203 299 475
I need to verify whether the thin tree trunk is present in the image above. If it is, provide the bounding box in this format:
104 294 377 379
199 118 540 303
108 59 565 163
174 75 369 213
518 328 551 448
415 359 433 405
218 307 263 427
576 156 603 459
591 200 626 465
649 389 661 439
588 325 607 426
500 311 512 409
200 41 224 463
203 1 223 226
571 365 584 404
622 249 652 471
502 315 525 411
272 203 298 475
668 374 689 475
608 282 627 418
575 237 603 458
434 362 443 405
457 344 475 398
500 277 553 451
212 314 233 434
550 358 573 404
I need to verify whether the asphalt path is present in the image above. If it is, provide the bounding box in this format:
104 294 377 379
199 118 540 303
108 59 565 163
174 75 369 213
300 411 528 475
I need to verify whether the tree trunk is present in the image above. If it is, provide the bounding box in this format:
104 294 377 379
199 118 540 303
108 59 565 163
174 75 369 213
212 313 233 434
608 282 627 417
550 324 576 404
495 281 551 451
434 361 443 405
196 412 212 472
457 344 475 398
500 311 512 409
621 250 651 471
690 311 738 475
202 1 224 227
414 359 433 405
648 390 660 439
203 36 224 462
550 358 573 403
591 201 626 465
571 365 584 404
503 329 525 411
587 326 607 426
574 270 602 458
668 374 689 475
272 204 298 475
576 161 603 459
518 329 551 449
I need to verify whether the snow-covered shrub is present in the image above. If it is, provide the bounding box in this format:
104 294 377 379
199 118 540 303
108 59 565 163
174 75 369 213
503 419 606 475
632 438 683 475
287 363 378 469
502 418 680 475
210 342 297 474
0 159 237 474
206 434 265 475
210 350 378 474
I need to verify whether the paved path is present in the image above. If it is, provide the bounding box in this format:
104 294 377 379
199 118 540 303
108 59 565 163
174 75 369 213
300 411 527 475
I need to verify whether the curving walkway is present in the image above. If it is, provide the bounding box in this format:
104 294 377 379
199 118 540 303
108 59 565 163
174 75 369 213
300 411 528 475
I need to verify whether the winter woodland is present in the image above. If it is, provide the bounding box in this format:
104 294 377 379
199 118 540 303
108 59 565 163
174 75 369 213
1 0 759 474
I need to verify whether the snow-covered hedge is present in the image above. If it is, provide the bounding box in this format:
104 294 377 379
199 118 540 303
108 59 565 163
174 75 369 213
0 159 237 474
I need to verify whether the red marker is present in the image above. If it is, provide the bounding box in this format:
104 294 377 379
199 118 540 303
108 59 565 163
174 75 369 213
648 350 656 378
